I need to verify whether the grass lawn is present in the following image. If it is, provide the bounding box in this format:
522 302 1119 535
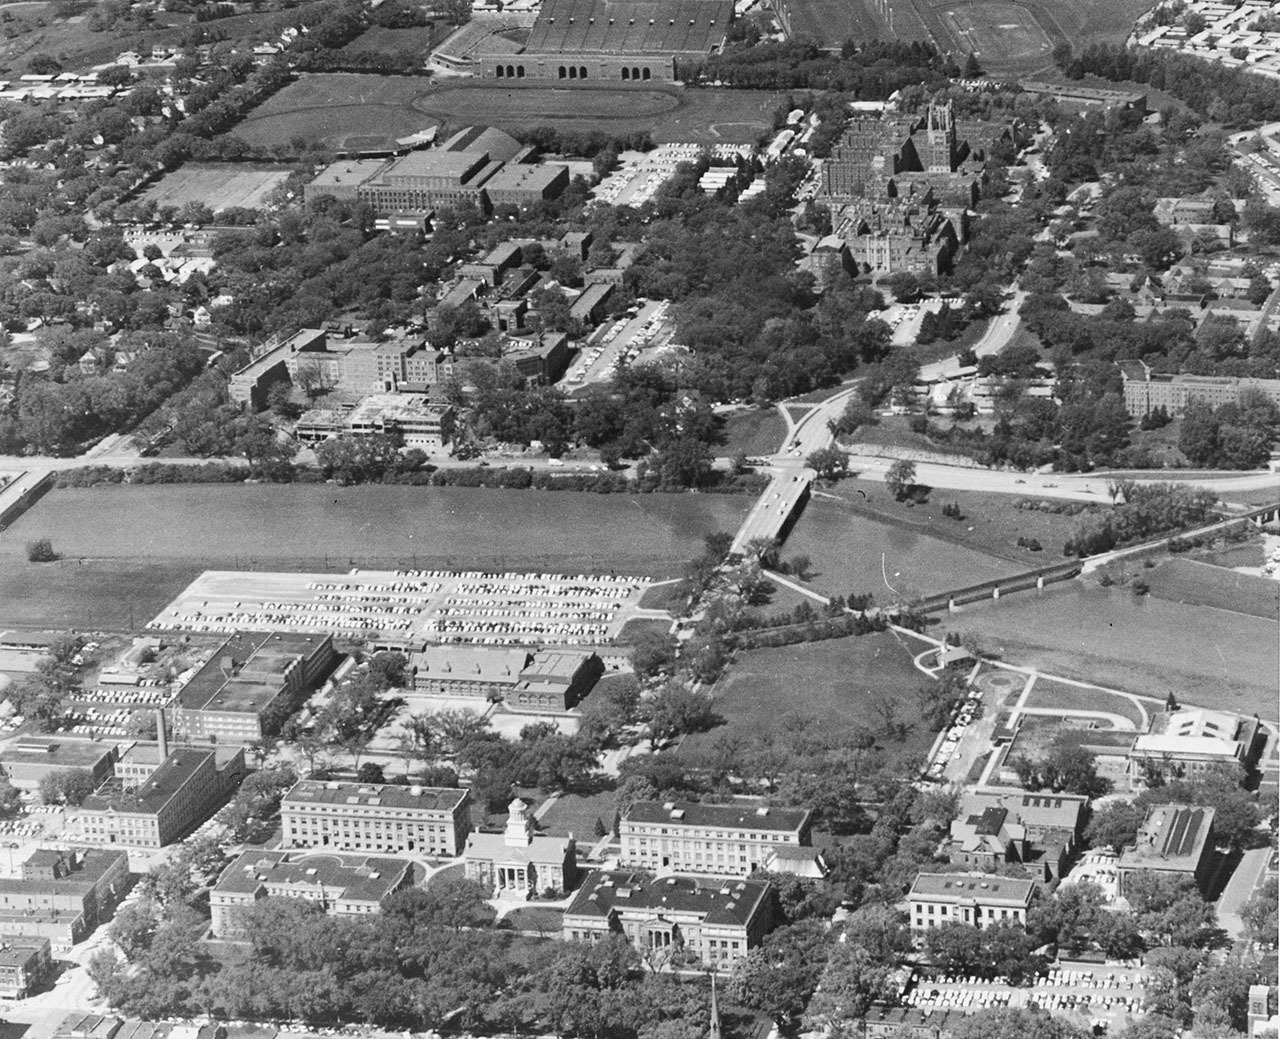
0 484 750 630
1024 678 1146 729
340 24 444 55
782 491 1026 602
679 630 933 765
638 581 685 610
719 409 786 457
617 618 672 642
538 789 617 840
229 76 781 152
1144 557 1280 621
819 480 1096 564
942 581 1278 721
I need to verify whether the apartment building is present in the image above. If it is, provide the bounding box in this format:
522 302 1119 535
619 801 812 877
907 871 1035 933
563 870 775 971
281 780 472 857
0 849 131 951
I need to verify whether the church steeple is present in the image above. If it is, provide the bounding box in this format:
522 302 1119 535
709 973 722 1039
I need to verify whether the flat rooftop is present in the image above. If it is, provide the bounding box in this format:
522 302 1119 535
0 737 116 770
214 850 411 903
1120 804 1215 871
565 869 769 926
148 569 651 648
283 779 468 814
0 849 127 897
176 632 330 715
625 800 810 833
908 872 1035 905
309 159 389 191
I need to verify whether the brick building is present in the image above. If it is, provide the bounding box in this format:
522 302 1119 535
0 849 131 951
78 746 245 848
410 646 604 711
1117 804 1217 896
0 935 51 998
172 633 337 746
281 780 472 856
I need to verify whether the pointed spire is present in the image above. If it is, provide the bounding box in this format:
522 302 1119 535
709 973 722 1039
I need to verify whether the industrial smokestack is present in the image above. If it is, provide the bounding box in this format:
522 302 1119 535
156 707 169 760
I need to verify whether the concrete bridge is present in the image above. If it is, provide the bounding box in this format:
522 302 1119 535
730 468 814 557
0 470 54 530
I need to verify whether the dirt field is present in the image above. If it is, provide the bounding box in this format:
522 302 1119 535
228 75 782 151
139 164 292 212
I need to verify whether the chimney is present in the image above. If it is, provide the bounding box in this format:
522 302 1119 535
156 707 169 759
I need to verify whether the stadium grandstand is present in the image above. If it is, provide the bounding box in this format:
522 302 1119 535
476 0 734 82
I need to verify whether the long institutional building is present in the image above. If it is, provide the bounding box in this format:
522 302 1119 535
619 800 813 876
172 632 338 746
476 0 734 82
281 780 472 857
1119 363 1280 417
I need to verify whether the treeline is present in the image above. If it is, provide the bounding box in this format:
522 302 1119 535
90 883 720 1033
683 39 956 94
514 126 655 159
1063 482 1219 556
1058 42 1280 125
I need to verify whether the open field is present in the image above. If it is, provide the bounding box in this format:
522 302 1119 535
1023 677 1147 729
941 581 1279 721
139 164 292 213
782 491 1036 602
780 0 898 47
1144 557 1280 620
230 73 436 151
941 2 1051 65
340 24 444 58
719 410 786 458
822 481 1093 563
901 0 1153 72
678 630 932 762
0 484 749 631
229 75 782 151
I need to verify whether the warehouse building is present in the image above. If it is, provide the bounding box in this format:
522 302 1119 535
0 737 117 797
281 780 473 856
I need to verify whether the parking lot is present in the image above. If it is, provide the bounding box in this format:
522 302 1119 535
565 300 673 388
148 568 653 647
907 965 1148 1024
